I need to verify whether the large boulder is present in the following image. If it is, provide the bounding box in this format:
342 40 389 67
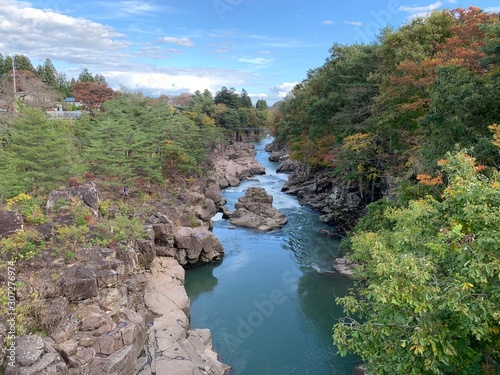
63 264 99 302
15 335 45 366
173 227 224 265
0 210 23 239
46 182 102 217
229 187 287 231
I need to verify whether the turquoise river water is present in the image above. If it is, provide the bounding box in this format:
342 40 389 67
185 136 360 375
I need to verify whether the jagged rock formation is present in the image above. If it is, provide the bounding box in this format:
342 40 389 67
264 141 298 173
204 143 266 208
228 187 287 231
281 165 365 234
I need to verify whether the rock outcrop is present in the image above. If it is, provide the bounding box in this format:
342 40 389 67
7 245 148 375
331 255 357 279
264 141 298 173
277 164 364 235
0 210 23 239
46 182 102 217
265 141 367 235
174 227 224 265
136 258 230 375
228 187 287 231
204 143 266 208
3 181 229 375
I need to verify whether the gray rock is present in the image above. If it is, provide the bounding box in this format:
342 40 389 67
0 210 23 239
63 264 98 302
39 297 69 333
46 182 102 217
135 239 156 268
230 187 287 231
51 318 79 344
90 345 135 375
152 223 174 246
173 227 224 265
18 353 59 375
15 335 45 366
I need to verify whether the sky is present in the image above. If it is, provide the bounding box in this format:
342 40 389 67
1 0 499 104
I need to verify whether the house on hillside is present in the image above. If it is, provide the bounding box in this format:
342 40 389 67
64 97 82 109
23 92 61 111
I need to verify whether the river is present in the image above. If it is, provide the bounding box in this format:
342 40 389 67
185 136 359 375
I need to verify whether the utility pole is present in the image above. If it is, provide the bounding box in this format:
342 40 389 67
12 55 17 113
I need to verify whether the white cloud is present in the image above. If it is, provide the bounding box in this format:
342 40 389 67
344 21 363 26
398 2 443 19
136 46 181 59
323 20 334 25
93 1 176 18
238 57 272 65
249 93 268 98
270 82 299 98
105 67 253 97
0 0 128 64
158 36 194 47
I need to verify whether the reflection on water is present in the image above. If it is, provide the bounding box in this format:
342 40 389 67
184 262 220 299
185 137 360 374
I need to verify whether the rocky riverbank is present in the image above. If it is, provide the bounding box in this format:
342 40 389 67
265 141 366 236
1 141 266 375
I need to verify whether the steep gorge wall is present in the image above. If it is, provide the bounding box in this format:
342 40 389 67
265 141 366 235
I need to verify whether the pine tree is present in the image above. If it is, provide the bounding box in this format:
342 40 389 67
5 107 80 195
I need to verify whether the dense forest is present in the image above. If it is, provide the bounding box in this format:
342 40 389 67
271 6 500 374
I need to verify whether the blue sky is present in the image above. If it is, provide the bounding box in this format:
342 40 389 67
1 0 499 104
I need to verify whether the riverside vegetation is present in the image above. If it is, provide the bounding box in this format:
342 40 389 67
270 6 500 375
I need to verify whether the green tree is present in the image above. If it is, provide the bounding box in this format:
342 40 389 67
78 68 95 82
56 73 72 98
240 88 252 108
190 89 215 116
79 94 223 184
419 65 500 169
333 151 500 374
256 99 268 110
0 107 81 197
0 53 7 79
214 86 240 108
13 55 36 73
36 58 58 88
